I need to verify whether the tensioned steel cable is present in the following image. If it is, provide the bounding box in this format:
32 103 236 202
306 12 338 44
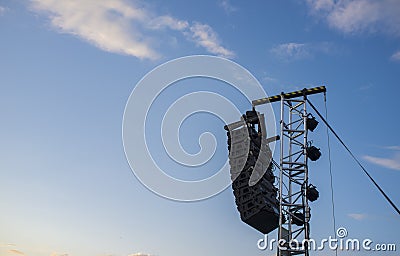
307 98 400 216
323 93 338 256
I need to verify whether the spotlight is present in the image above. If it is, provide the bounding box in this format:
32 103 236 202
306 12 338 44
306 114 319 132
306 184 319 202
306 144 321 161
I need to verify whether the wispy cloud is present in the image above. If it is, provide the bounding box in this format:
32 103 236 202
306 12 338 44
147 15 188 30
306 0 400 36
271 42 333 61
30 0 234 60
271 43 310 61
0 244 16 248
391 51 400 61
128 253 152 256
262 76 278 84
218 0 237 14
0 5 8 15
348 213 368 221
363 153 400 171
50 253 68 256
384 145 400 151
31 0 159 59
358 83 373 91
8 249 25 256
188 22 235 58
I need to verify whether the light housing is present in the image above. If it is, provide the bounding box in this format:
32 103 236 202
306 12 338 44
306 114 319 132
306 184 319 202
307 145 321 161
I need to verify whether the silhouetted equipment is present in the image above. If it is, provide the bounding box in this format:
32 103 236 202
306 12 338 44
226 86 327 256
251 86 326 256
306 114 319 132
252 86 326 106
226 112 280 234
307 97 400 216
306 184 319 202
244 110 259 124
307 144 321 161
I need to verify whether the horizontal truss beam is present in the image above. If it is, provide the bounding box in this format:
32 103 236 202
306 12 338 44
252 86 326 106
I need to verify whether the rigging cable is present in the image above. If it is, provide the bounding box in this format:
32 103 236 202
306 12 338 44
323 93 338 256
306 98 400 216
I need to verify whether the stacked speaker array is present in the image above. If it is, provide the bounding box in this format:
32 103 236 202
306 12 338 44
227 112 279 234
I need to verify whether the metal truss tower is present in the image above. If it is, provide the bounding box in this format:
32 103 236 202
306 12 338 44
252 86 326 256
278 95 310 256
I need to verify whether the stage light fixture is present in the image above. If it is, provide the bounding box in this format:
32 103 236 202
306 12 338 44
306 184 319 202
307 144 321 161
306 114 319 132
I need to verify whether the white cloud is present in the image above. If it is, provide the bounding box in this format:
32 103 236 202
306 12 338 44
8 250 25 256
188 22 235 58
219 0 237 14
0 6 8 15
147 15 189 30
30 0 234 60
363 152 400 170
385 145 400 150
271 43 310 61
128 253 152 256
262 76 278 84
31 0 159 59
391 51 400 61
271 41 335 61
50 253 68 256
307 0 335 12
306 0 400 36
0 244 16 248
348 213 368 220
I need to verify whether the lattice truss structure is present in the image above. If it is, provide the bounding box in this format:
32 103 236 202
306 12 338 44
225 87 325 256
278 97 311 256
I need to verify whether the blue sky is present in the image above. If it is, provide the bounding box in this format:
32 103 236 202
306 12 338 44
1 0 400 255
